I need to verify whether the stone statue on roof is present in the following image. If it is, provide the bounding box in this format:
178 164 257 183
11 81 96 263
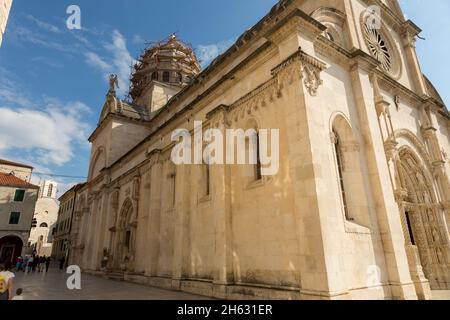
108 74 119 95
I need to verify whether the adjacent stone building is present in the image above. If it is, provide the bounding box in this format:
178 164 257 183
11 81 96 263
0 0 13 47
28 181 59 256
73 0 450 299
0 159 39 264
54 183 85 263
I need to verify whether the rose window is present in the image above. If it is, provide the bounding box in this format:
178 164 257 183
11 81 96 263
362 22 392 73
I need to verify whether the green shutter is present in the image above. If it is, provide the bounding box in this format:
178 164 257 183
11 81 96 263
9 212 21 225
14 189 25 202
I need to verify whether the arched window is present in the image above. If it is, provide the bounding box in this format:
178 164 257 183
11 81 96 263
254 132 262 181
40 222 48 228
332 131 350 221
163 71 170 82
202 163 211 197
243 120 262 183
151 71 158 81
47 184 53 197
331 115 370 227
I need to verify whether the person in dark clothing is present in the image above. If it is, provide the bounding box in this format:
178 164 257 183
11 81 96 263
32 256 39 272
59 257 65 270
45 257 51 272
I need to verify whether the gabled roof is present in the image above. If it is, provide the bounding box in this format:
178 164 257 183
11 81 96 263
0 159 34 169
0 172 39 189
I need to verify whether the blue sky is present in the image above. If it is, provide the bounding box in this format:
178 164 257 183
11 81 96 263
0 0 449 195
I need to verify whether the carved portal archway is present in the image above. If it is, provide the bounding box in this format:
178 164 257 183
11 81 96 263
398 147 450 289
112 198 136 272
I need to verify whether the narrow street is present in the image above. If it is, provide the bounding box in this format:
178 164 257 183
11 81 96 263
12 268 208 300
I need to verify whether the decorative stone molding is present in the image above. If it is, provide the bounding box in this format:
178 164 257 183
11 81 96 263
302 63 323 96
132 176 141 201
145 148 162 166
395 129 434 169
384 137 399 161
310 7 347 49
272 49 327 97
110 189 119 210
206 104 231 128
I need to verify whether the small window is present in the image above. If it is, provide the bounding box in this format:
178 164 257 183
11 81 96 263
14 189 25 202
40 222 48 228
151 71 158 81
332 131 352 221
125 230 131 249
203 164 211 196
405 212 415 245
9 212 21 225
47 184 54 197
163 71 170 82
254 132 262 181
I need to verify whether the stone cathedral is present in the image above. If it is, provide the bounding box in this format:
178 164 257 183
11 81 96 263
71 0 450 299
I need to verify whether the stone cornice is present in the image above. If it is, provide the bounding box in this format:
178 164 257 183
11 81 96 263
265 8 326 44
272 49 327 76
89 112 149 142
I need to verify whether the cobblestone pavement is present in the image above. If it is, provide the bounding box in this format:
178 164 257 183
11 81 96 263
11 268 209 300
9 268 450 300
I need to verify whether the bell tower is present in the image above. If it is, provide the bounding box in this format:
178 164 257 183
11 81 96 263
129 34 201 113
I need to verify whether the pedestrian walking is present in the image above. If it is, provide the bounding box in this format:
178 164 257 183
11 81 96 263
0 261 15 301
32 256 39 272
45 256 51 272
38 256 44 272
15 256 23 272
22 256 29 273
27 256 34 273
59 257 65 270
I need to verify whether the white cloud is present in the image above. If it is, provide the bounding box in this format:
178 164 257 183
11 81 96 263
132 34 144 45
85 30 136 97
85 52 110 71
197 39 235 68
0 102 91 166
26 14 61 33
0 69 91 167
0 67 35 108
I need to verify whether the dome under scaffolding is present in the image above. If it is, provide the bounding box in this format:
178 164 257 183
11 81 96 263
129 34 201 102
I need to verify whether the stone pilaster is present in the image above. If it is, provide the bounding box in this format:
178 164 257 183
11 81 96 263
144 150 163 277
349 53 417 299
171 158 191 289
206 105 234 298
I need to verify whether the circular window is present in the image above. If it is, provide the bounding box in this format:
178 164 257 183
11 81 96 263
361 15 401 79
363 23 392 72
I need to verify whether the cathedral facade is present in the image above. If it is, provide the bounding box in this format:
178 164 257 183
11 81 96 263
72 0 450 299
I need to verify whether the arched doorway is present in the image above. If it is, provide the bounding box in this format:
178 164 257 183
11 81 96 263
112 199 136 271
398 148 450 289
0 236 24 264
